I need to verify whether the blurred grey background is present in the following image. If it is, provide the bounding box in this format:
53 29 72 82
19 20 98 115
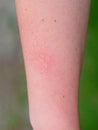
0 0 98 130
0 0 32 129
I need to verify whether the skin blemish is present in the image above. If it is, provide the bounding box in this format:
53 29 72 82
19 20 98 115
41 18 45 22
54 19 57 22
30 43 55 76
62 95 65 98
75 47 78 51
24 8 27 11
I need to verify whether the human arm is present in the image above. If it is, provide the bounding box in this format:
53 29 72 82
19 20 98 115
15 0 90 130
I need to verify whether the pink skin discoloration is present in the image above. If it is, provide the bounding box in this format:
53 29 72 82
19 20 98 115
30 43 56 76
29 43 68 83
15 0 90 129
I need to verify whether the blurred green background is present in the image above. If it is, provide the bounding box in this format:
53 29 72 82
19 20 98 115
0 0 98 130
79 1 98 130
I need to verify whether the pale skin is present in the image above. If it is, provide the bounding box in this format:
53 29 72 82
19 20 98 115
15 0 90 130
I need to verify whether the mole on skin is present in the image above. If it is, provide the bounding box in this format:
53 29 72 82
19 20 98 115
41 18 57 23
62 95 65 98
41 18 45 22
54 19 57 22
24 8 27 11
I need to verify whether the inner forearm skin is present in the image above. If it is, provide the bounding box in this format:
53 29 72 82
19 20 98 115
15 0 90 130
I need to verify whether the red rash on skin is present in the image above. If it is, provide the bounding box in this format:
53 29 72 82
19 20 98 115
29 44 67 83
29 43 56 76
15 0 90 129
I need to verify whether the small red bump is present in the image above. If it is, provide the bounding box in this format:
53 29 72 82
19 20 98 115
24 8 27 11
75 47 78 51
41 18 45 22
54 19 57 22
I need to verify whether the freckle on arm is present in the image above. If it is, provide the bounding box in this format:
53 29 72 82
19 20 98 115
54 19 57 22
41 18 45 22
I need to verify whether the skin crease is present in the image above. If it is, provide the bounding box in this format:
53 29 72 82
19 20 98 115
15 0 90 130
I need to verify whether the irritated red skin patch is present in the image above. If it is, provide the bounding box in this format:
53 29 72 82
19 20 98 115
28 43 67 82
30 43 56 76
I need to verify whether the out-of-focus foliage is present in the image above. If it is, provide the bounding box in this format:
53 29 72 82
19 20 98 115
79 0 98 130
0 0 32 130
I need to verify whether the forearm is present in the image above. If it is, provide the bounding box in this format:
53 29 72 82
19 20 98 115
15 0 90 130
